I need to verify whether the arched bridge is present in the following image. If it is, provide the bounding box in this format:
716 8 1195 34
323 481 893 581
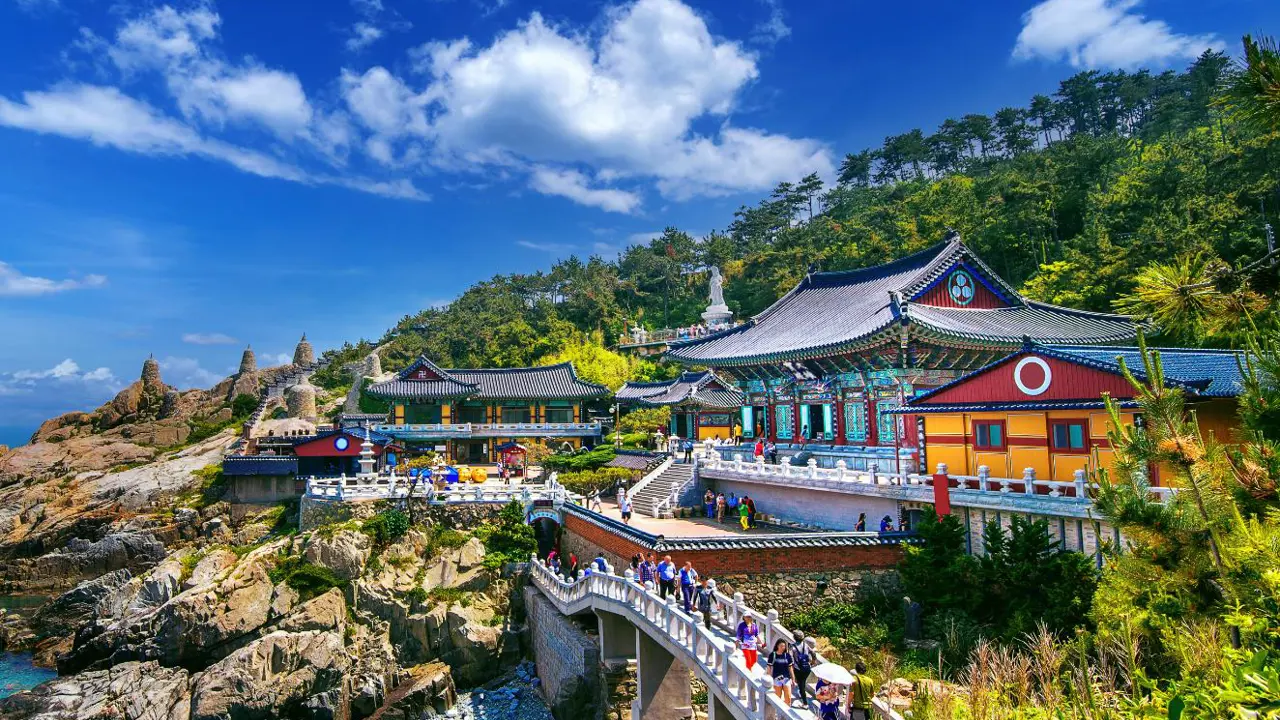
529 557 899 720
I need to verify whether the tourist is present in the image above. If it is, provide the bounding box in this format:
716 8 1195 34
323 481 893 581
899 517 910 532
801 424 810 443
589 488 603 512
793 632 814 706
814 679 842 720
766 441 778 464
879 515 893 533
704 489 716 519
679 561 699 613
682 438 694 464
736 615 763 670
753 438 764 460
629 554 641 574
638 552 657 588
549 554 561 575
745 495 758 528
657 555 677 600
732 421 742 444
727 493 739 519
738 496 751 531
847 662 875 720
565 553 579 581
715 492 726 523
695 578 717 629
594 554 608 572
620 493 634 525
766 638 797 706
855 512 867 532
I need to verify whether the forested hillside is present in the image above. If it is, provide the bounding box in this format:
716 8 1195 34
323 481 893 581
317 47 1280 386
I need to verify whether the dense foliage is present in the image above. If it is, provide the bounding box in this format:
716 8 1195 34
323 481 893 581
361 509 410 548
475 501 538 570
555 467 635 496
542 446 616 472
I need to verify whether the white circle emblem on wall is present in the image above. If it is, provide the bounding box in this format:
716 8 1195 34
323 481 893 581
1013 357 1052 396
335 436 350 451
948 270 975 305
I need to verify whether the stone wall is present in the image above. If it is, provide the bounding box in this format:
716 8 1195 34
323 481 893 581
228 476 301 504
561 513 904 576
713 569 900 614
707 477 900 532
524 586 603 720
299 498 509 532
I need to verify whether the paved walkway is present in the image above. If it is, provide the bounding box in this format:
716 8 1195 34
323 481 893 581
593 499 799 538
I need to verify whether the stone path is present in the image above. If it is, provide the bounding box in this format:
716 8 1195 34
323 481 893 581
595 499 800 538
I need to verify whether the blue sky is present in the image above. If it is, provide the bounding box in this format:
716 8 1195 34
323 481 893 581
0 0 1275 447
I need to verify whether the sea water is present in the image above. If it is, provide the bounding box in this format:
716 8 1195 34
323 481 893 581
0 654 54 698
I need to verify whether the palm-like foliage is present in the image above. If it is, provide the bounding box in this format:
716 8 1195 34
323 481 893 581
1113 254 1266 344
1220 35 1280 132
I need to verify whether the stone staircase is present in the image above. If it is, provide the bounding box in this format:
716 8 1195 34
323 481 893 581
631 462 694 518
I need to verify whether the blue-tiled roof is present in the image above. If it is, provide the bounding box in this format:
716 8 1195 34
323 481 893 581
299 428 398 447
1042 344 1246 398
222 455 298 476
665 236 1137 366
886 400 1137 414
617 371 743 409
368 357 608 401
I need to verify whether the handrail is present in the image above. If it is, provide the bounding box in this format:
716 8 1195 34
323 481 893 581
654 455 699 518
530 555 841 720
625 455 675 506
303 475 573 505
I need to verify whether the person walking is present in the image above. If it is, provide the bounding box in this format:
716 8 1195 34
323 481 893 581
715 492 726 523
766 638 797 707
766 441 778 464
565 553 579 581
753 438 764 460
847 661 875 720
593 554 608 572
682 438 694 464
619 493 633 524
855 512 867 532
657 555 677 600
704 489 716 519
879 515 893 532
678 561 699 612
739 495 751 531
792 632 814 706
736 615 763 670
745 495 757 528
589 488 603 512
638 552 657 588
814 679 842 720
727 493 738 520
694 578 717 629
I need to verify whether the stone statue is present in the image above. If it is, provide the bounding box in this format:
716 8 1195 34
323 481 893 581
708 266 726 308
903 596 923 641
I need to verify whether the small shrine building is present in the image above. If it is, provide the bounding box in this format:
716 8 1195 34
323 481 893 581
616 371 745 440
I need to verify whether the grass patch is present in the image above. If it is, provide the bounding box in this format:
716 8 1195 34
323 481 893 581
174 465 227 510
268 556 347 601
427 587 469 606
179 550 207 584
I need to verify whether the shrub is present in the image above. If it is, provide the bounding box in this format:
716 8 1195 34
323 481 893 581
543 446 616 472
476 500 537 569
231 393 258 420
556 467 635 496
362 509 410 547
269 556 347 601
618 406 671 435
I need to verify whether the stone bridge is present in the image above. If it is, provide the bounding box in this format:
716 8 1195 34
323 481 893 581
528 556 901 720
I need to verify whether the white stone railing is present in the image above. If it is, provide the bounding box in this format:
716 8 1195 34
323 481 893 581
304 475 571 505
374 422 601 439
699 454 1179 510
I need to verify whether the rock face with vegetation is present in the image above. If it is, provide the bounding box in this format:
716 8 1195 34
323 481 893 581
0 496 529 720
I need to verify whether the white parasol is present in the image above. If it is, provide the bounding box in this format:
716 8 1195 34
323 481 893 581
810 663 854 685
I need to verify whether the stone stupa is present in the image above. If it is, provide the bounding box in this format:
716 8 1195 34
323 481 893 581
293 334 315 367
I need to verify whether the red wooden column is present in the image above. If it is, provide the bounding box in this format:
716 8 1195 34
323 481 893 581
834 397 846 445
933 463 953 516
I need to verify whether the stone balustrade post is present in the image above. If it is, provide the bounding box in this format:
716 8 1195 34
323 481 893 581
807 458 818 479
836 459 847 481
1074 469 1088 498
977 465 990 492
999 476 1011 493
733 593 745 630
734 454 743 471
868 462 878 485
1022 467 1036 494
764 608 780 650
1049 481 1062 498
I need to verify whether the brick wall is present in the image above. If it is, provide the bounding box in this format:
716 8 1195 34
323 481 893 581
561 513 904 576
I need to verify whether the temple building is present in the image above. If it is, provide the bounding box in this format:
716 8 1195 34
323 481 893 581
665 232 1138 471
367 356 608 462
616 371 745 440
891 342 1245 485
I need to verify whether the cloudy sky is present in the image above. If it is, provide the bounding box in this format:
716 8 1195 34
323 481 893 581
0 0 1273 445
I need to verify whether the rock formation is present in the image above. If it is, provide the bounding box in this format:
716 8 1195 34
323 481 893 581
293 334 315 367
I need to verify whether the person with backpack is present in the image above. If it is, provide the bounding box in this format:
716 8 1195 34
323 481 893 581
766 638 797 707
695 578 717 630
745 496 758 528
847 661 875 720
738 495 752 531
678 561 699 613
792 631 815 706
736 615 764 669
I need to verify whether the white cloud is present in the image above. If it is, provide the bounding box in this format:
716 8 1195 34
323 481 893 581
159 355 223 389
529 167 641 214
347 22 384 51
182 332 237 345
1013 0 1223 69
517 240 579 254
4 358 121 393
752 0 790 46
263 352 293 367
0 261 106 297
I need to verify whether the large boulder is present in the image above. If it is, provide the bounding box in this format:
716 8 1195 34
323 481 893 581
189 630 349 720
304 529 370 582
30 568 132 639
25 532 165 591
0 660 192 719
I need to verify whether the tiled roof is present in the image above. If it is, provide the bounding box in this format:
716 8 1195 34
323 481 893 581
297 427 398 447
618 371 744 409
666 236 1137 366
446 363 608 400
221 455 298 476
1042 344 1246 397
606 452 661 470
885 400 1137 414
368 357 607 401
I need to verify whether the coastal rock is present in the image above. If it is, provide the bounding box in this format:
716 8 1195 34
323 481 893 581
304 529 371 581
182 549 237 591
276 588 345 635
30 568 132 638
188 630 348 720
29 532 165 590
0 660 192 720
